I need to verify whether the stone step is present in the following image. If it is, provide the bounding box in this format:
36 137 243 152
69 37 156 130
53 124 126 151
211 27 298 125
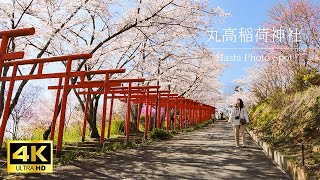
104 137 143 144
53 149 77 154
52 135 145 153
80 141 101 145
63 146 100 152
76 143 101 148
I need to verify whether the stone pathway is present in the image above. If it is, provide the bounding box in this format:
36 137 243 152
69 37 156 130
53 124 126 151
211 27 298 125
28 121 292 180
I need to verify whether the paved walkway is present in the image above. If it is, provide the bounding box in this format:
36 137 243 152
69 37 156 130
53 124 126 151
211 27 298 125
29 121 291 180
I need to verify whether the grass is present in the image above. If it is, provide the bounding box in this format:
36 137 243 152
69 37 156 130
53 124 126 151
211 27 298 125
26 115 126 143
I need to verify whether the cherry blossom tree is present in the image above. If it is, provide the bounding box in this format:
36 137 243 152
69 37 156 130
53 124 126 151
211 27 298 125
245 0 320 100
0 0 229 139
5 85 41 140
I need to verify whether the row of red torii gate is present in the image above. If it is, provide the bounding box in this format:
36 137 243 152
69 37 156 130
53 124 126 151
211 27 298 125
0 27 215 155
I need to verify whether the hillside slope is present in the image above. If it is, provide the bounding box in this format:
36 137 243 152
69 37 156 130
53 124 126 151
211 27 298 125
249 87 320 176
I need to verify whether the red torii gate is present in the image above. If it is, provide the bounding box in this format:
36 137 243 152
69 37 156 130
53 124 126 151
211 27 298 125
48 69 126 141
77 87 181 137
119 93 211 132
77 78 146 145
0 27 146 153
78 87 161 135
0 53 95 149
49 78 147 147
78 86 164 139
117 92 180 134
0 28 35 63
116 90 181 131
0 27 216 155
75 86 215 145
0 28 36 147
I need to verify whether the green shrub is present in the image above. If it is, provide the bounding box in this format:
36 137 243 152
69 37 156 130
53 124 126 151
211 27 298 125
62 122 83 142
304 73 320 86
268 88 286 109
109 114 125 136
204 120 212 126
30 127 47 140
184 127 194 132
289 67 320 92
193 124 201 130
170 130 179 135
250 86 320 146
138 116 146 132
148 128 172 141
249 101 278 143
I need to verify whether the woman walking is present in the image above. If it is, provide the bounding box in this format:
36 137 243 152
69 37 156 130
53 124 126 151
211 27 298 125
228 98 249 147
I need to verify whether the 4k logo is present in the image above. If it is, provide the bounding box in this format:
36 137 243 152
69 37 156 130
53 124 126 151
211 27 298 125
7 140 53 173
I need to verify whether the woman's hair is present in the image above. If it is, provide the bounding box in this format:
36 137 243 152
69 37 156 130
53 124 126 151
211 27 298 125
236 98 244 109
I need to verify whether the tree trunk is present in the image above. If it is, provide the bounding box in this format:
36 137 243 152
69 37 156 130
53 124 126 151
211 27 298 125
130 104 138 132
43 124 51 140
88 96 100 138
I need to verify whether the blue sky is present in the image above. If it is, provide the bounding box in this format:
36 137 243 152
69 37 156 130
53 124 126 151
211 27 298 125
207 0 284 92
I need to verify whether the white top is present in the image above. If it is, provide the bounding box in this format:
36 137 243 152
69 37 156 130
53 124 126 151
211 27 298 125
228 107 249 126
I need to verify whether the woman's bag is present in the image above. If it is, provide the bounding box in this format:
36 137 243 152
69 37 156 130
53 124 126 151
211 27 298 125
239 108 246 125
240 117 246 125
